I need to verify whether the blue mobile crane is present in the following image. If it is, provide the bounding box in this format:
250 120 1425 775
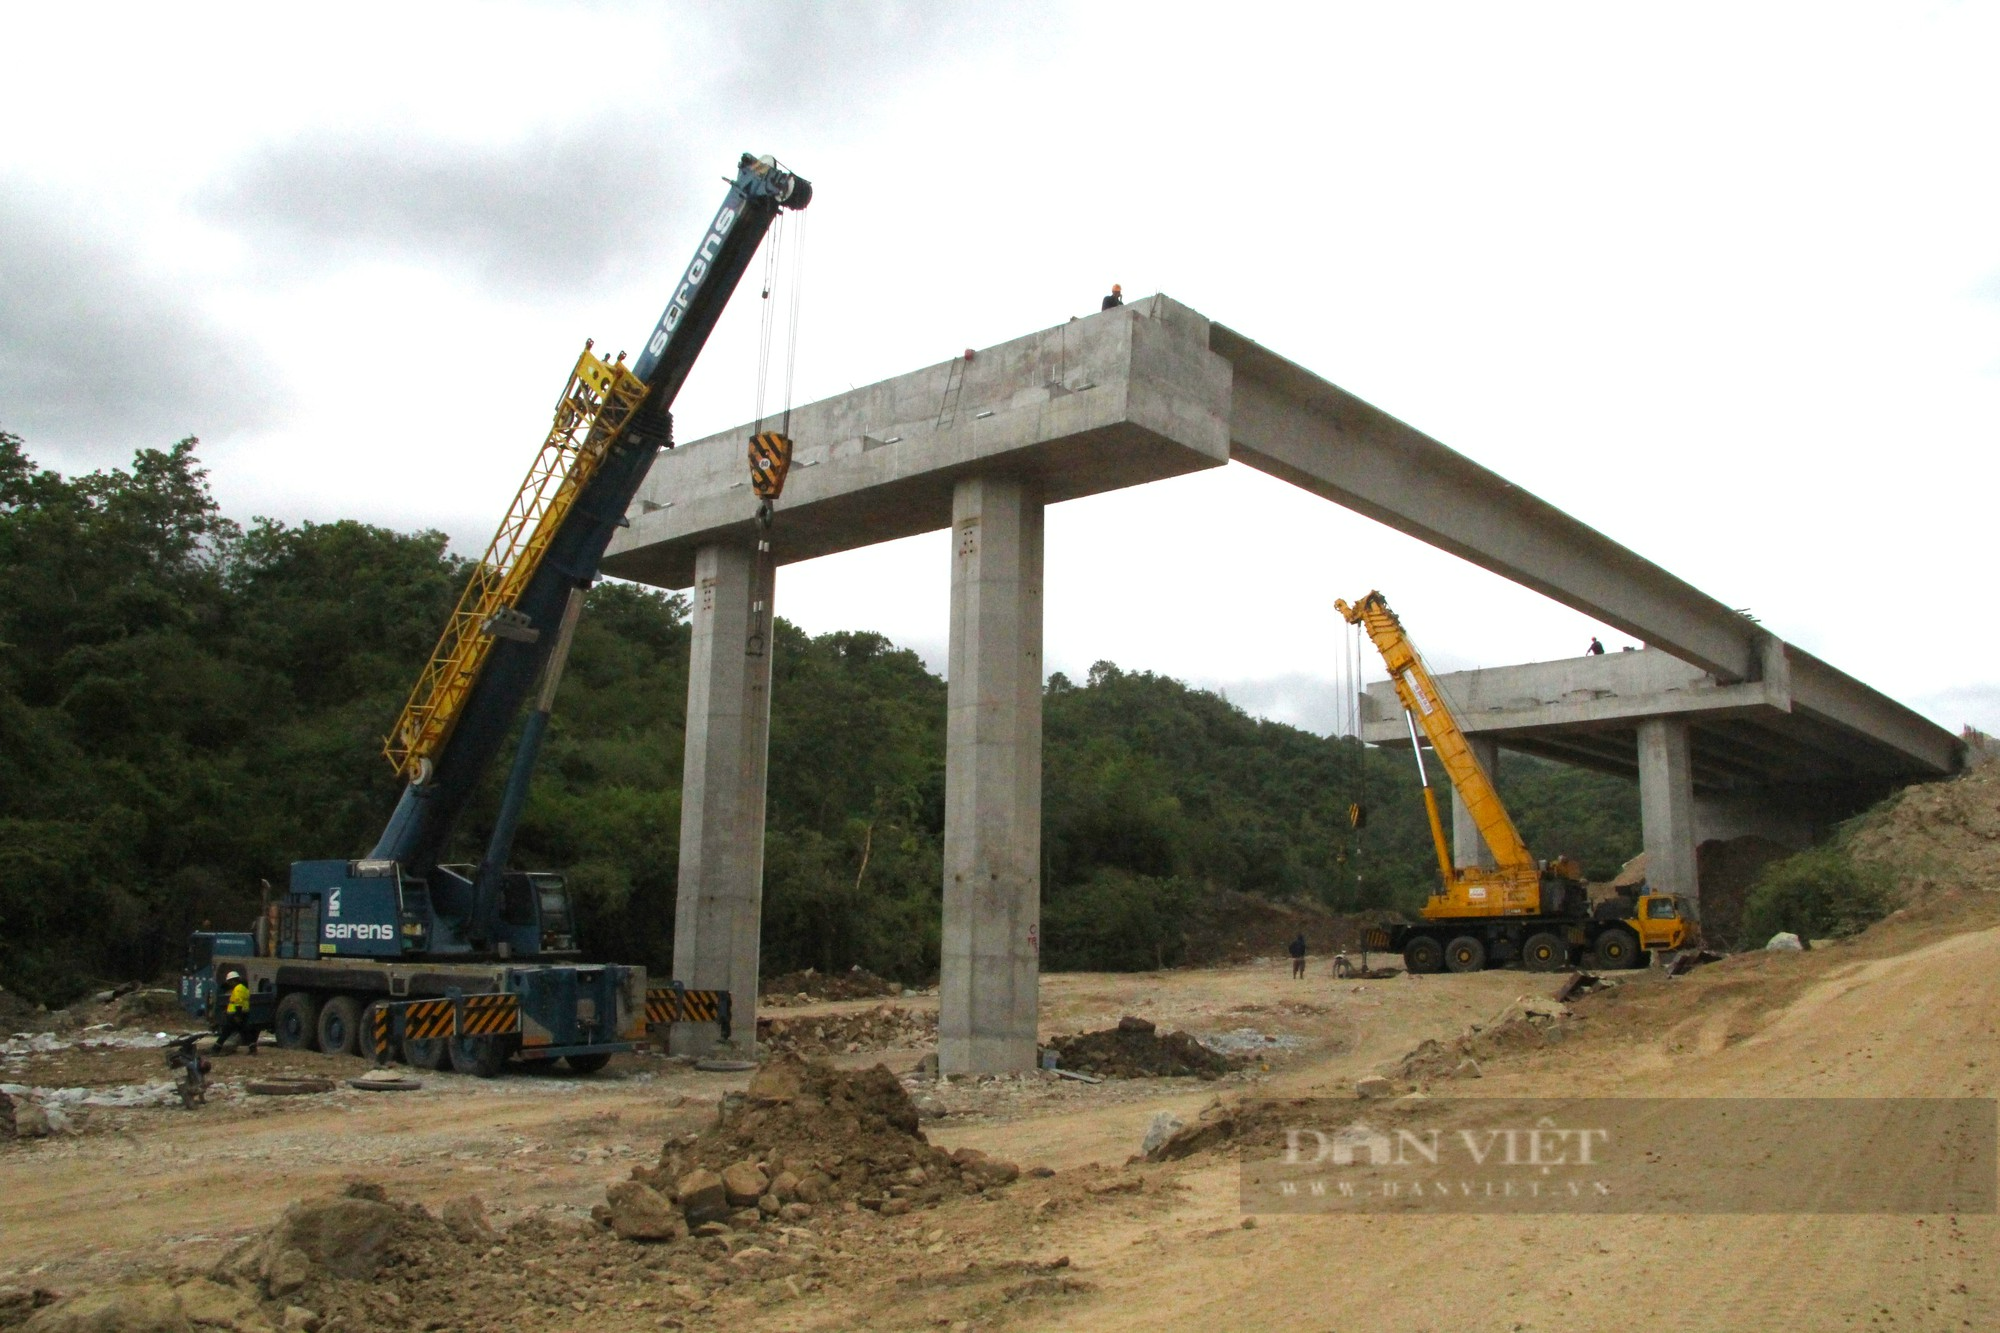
180 154 812 1076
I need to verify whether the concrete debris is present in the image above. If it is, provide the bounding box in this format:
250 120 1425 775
1197 1028 1306 1058
1142 1111 1185 1156
1554 971 1604 1003
757 1004 936 1058
1765 932 1804 952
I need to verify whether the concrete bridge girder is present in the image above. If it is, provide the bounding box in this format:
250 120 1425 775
602 294 1958 1068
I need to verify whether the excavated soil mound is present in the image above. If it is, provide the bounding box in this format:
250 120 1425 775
606 1057 1021 1239
761 966 903 1006
1047 1016 1239 1080
1847 764 2000 900
757 1003 936 1057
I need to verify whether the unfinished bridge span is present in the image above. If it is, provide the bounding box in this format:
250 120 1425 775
601 295 1959 1073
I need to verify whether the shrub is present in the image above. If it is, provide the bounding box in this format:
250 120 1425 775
1740 845 1892 945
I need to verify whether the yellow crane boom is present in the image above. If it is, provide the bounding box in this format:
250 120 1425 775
1336 590 1546 917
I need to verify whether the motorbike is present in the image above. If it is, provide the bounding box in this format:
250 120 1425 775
163 1033 211 1110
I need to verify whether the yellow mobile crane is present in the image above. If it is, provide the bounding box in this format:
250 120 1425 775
1337 591 1694 973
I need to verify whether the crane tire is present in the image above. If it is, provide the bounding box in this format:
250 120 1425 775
403 1034 451 1071
448 1034 506 1078
1444 935 1488 974
316 995 362 1057
1594 927 1640 970
1522 932 1569 972
357 1000 399 1064
273 992 322 1051
564 1053 612 1076
1403 936 1444 975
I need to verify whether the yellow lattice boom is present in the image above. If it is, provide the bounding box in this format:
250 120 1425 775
383 344 649 780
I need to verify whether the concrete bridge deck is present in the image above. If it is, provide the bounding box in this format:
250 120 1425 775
602 293 1959 1068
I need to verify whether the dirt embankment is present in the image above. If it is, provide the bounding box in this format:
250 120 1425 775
1847 761 2000 900
759 967 905 1007
1180 892 1391 965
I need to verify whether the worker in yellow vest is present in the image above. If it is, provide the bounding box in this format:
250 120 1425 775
214 970 258 1055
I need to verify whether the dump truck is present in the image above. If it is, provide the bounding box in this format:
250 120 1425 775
1338 590 1694 973
179 153 812 1073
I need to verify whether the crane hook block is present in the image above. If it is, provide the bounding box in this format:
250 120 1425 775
748 431 793 501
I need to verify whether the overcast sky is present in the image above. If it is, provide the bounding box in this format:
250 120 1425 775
4 2 1996 737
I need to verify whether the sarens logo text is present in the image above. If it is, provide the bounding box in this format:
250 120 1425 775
647 204 739 357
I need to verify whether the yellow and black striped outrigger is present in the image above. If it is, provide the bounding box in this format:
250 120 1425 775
370 990 521 1063
645 984 732 1040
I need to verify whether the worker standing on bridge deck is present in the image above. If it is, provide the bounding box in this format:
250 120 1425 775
213 970 257 1055
1289 933 1308 979
1102 284 1123 310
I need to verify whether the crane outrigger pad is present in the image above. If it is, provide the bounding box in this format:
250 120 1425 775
645 984 733 1040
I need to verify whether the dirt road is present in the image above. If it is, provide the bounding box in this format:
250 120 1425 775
3 897 1996 1331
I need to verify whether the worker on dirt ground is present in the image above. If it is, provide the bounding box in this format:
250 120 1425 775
1587 636 1606 655
1102 283 1123 311
213 970 257 1055
1289 933 1308 979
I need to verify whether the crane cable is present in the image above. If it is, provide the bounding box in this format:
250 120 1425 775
749 211 807 527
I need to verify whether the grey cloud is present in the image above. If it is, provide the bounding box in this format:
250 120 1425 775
200 2 1062 295
201 118 686 293
0 191 282 463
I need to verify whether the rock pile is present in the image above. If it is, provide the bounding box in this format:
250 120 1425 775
760 966 904 1006
1046 1016 1240 1080
1395 996 1572 1083
756 1004 936 1057
601 1056 1020 1241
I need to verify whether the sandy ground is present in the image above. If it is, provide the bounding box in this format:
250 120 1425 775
4 896 1997 1331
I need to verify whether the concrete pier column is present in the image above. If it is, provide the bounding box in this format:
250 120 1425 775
1637 717 1699 917
670 539 777 1054
1452 736 1501 869
939 476 1044 1074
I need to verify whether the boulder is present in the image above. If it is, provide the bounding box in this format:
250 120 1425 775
1142 1112 1185 1156
961 1156 1019 1189
279 1309 319 1333
22 1284 190 1333
263 1197 400 1283
1453 1059 1483 1079
264 1252 311 1301
439 1195 494 1243
172 1277 272 1332
1116 1015 1156 1035
746 1057 805 1105
793 1172 828 1205
1355 1075 1395 1099
779 1202 814 1222
674 1169 730 1225
767 1169 801 1203
721 1161 769 1207
1765 932 1804 952
604 1182 687 1243
11 1100 50 1139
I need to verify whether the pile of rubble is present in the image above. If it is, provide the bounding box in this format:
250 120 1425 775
1394 994 1575 1084
600 1056 1022 1242
756 1003 936 1057
760 966 906 1007
1045 1016 1240 1080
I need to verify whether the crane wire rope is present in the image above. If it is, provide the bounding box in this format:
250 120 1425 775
753 212 786 434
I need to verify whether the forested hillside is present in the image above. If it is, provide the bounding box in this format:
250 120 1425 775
0 435 1640 1000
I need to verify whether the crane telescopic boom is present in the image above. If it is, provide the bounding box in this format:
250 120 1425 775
372 154 811 896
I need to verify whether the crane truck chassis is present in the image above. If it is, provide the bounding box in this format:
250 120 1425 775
179 154 809 1072
1337 590 1694 975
